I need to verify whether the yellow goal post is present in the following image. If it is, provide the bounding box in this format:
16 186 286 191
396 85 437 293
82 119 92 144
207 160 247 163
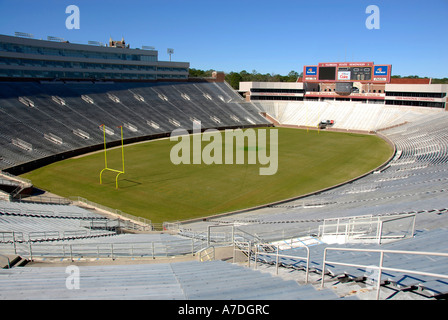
99 124 125 189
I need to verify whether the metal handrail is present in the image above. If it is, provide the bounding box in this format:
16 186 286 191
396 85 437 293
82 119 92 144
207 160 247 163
319 213 416 244
198 245 215 262
7 237 208 261
0 229 113 244
71 196 152 230
13 194 71 205
233 241 253 266
254 243 311 284
377 214 416 245
321 247 448 300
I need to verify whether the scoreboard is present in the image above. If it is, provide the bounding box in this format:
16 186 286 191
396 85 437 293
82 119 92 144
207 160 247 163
303 62 391 83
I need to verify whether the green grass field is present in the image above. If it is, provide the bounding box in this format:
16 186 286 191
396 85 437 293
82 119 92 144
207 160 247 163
22 128 393 224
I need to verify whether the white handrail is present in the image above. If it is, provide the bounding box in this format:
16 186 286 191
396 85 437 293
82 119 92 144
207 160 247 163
198 245 215 262
254 243 311 284
9 238 208 261
319 213 416 244
321 247 448 300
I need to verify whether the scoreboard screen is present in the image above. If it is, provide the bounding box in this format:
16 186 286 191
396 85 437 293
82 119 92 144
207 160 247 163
318 67 336 80
303 62 391 83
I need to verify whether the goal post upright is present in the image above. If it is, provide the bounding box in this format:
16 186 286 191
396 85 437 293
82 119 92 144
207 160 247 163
120 125 125 174
99 124 125 189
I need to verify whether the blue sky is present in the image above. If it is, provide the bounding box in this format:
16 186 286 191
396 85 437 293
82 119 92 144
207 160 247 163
0 0 447 78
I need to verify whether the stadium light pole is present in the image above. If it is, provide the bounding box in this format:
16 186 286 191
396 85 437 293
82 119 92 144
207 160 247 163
167 48 174 62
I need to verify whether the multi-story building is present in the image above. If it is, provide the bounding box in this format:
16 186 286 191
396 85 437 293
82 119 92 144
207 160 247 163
384 83 448 109
0 33 189 81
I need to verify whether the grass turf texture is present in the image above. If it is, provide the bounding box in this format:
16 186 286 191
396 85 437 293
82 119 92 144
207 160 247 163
22 128 393 224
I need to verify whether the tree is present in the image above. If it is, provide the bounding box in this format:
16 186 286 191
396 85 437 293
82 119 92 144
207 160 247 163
189 68 214 78
225 72 242 90
287 70 299 81
189 68 303 89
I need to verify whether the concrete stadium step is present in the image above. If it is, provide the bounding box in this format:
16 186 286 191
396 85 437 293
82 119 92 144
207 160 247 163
0 259 340 300
0 255 29 269
171 261 339 300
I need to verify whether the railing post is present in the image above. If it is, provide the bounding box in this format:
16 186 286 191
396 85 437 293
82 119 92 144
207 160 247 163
411 214 417 237
254 245 258 270
28 242 33 261
375 217 380 242
212 246 215 261
345 223 349 242
321 248 327 289
233 242 236 263
247 242 252 268
378 221 384 245
207 226 211 246
376 251 385 300
12 231 17 254
305 246 310 284
275 245 279 275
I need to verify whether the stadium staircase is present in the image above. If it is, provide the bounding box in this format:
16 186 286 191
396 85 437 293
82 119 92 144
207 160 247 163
0 171 33 200
0 254 29 269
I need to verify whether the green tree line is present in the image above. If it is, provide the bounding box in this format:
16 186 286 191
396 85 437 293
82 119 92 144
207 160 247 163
391 75 448 84
189 68 448 89
189 68 301 89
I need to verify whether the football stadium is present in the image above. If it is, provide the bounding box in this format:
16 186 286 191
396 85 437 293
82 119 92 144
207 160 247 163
0 28 448 304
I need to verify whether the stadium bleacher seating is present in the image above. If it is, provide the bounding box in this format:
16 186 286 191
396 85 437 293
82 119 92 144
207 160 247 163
253 100 442 132
0 200 116 243
0 259 344 300
1 80 448 300
0 81 270 171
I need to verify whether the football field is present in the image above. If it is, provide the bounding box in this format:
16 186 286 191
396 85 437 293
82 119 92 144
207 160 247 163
22 127 394 224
